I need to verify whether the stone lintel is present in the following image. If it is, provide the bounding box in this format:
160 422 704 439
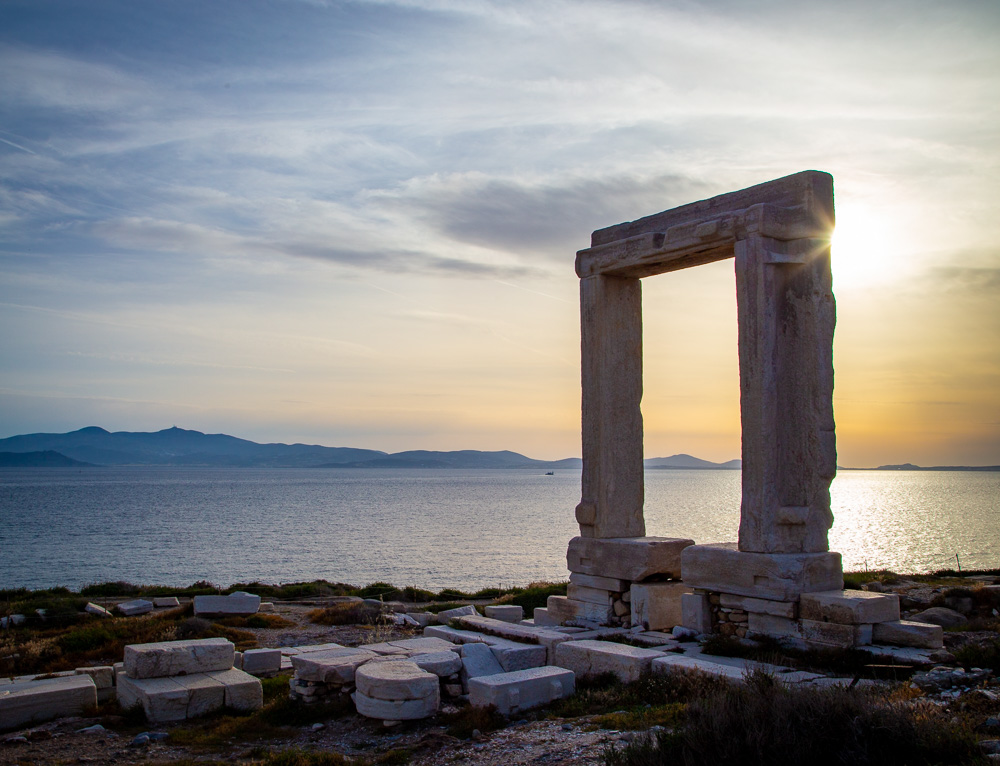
589 170 833 249
799 590 900 625
567 536 694 582
681 543 842 602
577 203 828 279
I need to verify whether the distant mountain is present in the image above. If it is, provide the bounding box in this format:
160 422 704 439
645 454 741 470
0 450 94 467
0 427 386 468
874 463 1000 472
0 427 581 469
324 450 583 470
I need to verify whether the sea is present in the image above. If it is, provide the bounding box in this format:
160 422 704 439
1 467 998 592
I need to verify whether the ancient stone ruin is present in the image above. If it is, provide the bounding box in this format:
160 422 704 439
546 171 941 651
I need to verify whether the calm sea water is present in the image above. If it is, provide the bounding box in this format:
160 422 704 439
1 468 997 591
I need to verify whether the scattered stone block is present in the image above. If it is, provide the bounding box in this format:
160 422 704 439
117 675 192 722
75 666 114 700
353 690 439 720
204 668 263 711
117 599 153 617
484 605 524 623
124 638 235 679
241 648 281 676
258 602 275 613
546 595 612 625
85 603 112 618
681 593 713 634
193 593 260 617
387 637 460 654
872 620 944 650
408 612 436 627
910 607 967 629
681 543 843 601
553 639 663 683
653 654 749 683
532 607 560 627
291 649 377 684
152 597 180 608
460 642 504 688
456 615 572 663
435 605 479 624
490 641 547 672
630 582 690 631
567 536 694 581
356 661 438 701
423 625 488 645
799 590 899 624
469 666 575 715
410 651 463 678
0 675 97 731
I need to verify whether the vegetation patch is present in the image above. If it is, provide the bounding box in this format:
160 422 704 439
552 672 727 720
440 702 508 739
308 602 385 626
603 670 982 766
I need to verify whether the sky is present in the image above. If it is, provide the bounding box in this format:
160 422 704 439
1 0 998 467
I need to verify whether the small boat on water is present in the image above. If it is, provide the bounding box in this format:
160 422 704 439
544 471 554 475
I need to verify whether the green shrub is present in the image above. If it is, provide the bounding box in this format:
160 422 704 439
58 626 113 653
504 582 566 614
81 581 141 597
307 602 383 626
954 638 1000 674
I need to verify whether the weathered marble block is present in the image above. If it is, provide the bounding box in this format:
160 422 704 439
469 666 575 715
553 639 663 683
799 590 899 625
484 605 524 623
872 620 943 650
192 592 260 616
0 675 97 731
567 536 694 581
681 543 842 601
355 660 438 702
630 582 691 631
117 599 153 616
124 637 235 679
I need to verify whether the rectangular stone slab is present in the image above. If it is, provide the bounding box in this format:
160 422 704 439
872 620 943 650
567 536 694 581
547 595 613 626
553 639 664 683
0 675 97 732
468 666 575 715
291 648 377 684
192 593 260 616
124 637 235 679
681 543 842 601
483 605 524 623
799 590 900 625
455 615 571 663
203 668 263 712
630 582 691 631
718 593 797 619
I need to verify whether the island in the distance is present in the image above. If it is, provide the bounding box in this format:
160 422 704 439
0 426 747 470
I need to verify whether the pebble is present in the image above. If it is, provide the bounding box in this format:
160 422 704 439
2 737 28 745
311 723 325 731
981 741 1000 755
130 734 150 747
561 723 573 731
76 725 105 734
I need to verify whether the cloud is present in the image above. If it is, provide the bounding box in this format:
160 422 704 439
378 171 713 256
90 215 534 279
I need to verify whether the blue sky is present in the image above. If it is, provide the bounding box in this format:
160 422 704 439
1 0 998 465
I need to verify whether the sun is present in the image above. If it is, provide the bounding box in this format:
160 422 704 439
830 203 897 289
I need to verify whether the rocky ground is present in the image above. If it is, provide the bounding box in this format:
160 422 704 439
3 578 999 765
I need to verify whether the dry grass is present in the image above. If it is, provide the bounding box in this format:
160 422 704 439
603 669 984 766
